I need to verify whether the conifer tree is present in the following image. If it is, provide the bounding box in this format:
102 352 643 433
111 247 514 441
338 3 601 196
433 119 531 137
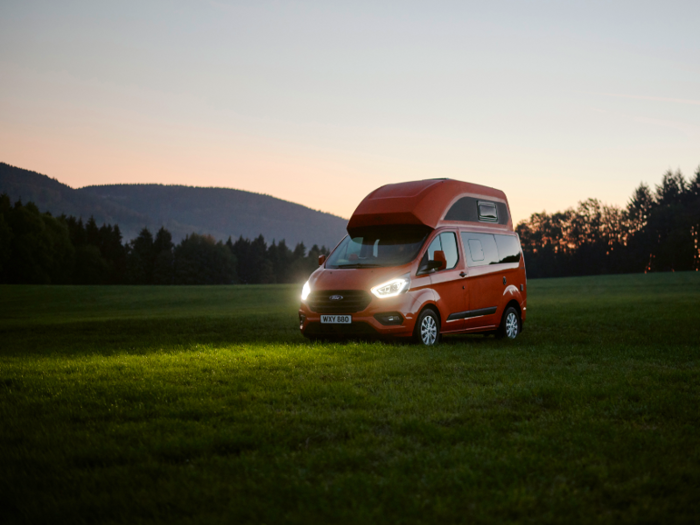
125 227 156 284
153 227 175 284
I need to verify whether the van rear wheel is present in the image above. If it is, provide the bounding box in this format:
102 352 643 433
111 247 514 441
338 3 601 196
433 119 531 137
497 307 520 340
414 309 440 346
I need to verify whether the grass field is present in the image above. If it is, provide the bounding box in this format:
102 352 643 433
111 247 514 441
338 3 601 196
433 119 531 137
1 273 699 524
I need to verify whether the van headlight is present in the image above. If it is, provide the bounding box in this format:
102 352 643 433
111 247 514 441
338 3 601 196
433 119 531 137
301 280 311 301
371 275 410 298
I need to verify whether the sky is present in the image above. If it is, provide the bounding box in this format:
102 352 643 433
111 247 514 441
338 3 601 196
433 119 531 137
1 0 699 224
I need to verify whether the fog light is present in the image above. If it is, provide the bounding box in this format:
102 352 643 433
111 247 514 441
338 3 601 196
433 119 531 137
374 312 404 326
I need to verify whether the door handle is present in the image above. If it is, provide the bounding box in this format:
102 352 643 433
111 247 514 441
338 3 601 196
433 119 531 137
503 276 507 285
460 272 467 278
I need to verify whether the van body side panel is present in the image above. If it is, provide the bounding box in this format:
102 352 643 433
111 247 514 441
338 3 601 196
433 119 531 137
459 230 526 332
428 266 466 332
462 266 502 329
459 231 499 328
418 228 467 331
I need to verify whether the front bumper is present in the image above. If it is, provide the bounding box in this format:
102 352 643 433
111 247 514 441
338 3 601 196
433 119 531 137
299 292 424 338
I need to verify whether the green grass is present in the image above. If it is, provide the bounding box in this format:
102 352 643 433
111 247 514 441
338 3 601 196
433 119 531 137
1 273 699 524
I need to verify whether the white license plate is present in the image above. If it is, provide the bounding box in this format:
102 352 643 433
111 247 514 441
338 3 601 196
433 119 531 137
321 315 352 324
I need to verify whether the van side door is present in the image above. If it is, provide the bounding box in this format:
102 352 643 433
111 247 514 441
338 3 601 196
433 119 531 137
459 231 502 330
418 231 466 332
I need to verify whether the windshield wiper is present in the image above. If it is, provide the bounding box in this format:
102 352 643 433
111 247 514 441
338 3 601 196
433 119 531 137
336 263 383 268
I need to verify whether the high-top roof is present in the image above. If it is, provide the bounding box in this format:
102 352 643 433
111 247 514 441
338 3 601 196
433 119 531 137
347 178 512 234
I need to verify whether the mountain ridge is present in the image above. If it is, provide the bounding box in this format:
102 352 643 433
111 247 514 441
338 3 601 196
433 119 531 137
0 162 348 248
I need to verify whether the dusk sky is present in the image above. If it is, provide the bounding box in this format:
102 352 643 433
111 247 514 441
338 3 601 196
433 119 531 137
1 0 699 223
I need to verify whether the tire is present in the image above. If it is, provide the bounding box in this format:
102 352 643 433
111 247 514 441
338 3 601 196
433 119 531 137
413 308 440 346
497 306 520 340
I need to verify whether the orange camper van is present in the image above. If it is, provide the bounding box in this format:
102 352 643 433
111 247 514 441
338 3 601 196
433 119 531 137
299 179 527 345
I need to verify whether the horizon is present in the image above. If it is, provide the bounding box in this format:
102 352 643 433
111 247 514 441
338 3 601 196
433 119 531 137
2 1 699 223
7 159 698 226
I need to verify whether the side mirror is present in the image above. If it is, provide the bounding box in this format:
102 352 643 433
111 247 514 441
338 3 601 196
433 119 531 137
430 250 447 271
318 254 326 266
426 260 442 271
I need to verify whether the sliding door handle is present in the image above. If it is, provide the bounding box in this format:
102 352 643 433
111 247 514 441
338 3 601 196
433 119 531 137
459 272 467 278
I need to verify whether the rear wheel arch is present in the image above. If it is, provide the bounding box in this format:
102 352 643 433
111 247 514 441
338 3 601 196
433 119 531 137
506 299 524 329
503 299 521 317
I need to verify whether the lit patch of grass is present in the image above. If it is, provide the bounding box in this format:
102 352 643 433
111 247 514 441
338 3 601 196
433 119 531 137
1 273 699 524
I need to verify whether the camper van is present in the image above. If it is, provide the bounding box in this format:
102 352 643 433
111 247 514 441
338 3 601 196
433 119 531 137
299 179 527 345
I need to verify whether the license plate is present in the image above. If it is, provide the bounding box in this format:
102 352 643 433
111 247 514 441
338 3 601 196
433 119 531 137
321 315 352 324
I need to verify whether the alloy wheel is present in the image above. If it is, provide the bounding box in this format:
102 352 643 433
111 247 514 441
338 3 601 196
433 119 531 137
421 315 438 345
505 311 519 339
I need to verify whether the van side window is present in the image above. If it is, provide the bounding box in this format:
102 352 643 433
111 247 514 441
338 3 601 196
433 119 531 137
418 237 441 274
445 197 510 225
439 232 459 269
418 232 459 273
495 234 522 264
460 232 499 267
468 239 485 261
427 236 441 261
445 197 479 222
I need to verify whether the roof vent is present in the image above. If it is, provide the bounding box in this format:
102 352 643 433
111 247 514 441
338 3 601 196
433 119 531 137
478 201 498 223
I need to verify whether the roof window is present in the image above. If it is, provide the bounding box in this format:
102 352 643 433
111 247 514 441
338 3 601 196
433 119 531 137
478 201 498 222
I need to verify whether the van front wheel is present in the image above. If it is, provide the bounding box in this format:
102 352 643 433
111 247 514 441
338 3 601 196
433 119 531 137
414 309 440 346
497 307 520 340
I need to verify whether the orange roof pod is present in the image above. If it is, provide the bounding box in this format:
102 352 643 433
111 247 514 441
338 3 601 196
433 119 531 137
347 178 513 235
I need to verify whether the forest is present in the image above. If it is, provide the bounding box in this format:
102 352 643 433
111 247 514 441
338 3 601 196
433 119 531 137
0 193 328 285
1 167 698 284
516 167 700 277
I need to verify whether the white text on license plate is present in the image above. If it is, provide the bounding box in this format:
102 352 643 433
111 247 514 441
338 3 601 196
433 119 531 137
321 315 352 324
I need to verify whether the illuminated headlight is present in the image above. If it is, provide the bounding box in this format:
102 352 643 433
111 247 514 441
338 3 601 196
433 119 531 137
371 275 410 298
301 280 311 301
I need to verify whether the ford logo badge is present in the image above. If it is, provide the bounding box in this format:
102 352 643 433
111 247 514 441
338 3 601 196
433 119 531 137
329 295 343 300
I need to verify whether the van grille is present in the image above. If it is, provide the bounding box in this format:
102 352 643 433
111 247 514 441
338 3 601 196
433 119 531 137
307 290 372 313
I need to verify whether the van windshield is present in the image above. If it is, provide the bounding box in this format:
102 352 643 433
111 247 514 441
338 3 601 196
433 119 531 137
326 228 429 269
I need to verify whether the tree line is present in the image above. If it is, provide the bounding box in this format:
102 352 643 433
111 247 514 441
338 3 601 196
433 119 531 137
0 194 329 285
2 166 698 284
516 167 700 278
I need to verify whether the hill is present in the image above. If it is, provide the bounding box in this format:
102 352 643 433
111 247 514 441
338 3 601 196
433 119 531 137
0 162 348 248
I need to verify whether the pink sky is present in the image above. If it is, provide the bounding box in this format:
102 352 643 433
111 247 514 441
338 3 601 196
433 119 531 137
2 1 699 223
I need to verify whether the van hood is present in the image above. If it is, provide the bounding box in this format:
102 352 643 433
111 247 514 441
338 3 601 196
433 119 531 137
309 265 412 292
